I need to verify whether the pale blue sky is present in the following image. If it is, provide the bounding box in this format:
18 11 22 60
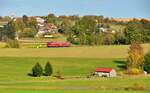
0 0 150 18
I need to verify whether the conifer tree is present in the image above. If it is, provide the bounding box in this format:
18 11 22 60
44 62 53 76
32 62 43 77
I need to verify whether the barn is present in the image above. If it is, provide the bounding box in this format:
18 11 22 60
95 68 117 77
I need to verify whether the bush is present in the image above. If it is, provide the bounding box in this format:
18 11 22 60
32 62 43 77
44 62 53 76
54 71 64 79
125 83 145 91
144 51 150 73
127 68 141 75
19 28 37 38
132 83 145 91
6 39 20 48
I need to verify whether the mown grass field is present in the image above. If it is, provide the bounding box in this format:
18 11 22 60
0 44 150 93
0 44 150 58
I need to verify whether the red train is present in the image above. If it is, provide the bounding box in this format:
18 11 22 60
47 42 71 47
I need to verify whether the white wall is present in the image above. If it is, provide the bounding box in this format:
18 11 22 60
95 69 117 77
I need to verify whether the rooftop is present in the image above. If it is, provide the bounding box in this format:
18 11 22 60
96 68 113 73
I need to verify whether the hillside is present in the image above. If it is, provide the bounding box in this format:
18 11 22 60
112 18 150 22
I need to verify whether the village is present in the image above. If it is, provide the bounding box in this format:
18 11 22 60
0 0 150 93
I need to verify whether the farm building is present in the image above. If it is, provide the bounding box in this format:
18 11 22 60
47 42 71 47
95 68 116 77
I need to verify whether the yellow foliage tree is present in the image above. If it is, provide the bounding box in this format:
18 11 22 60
126 43 144 73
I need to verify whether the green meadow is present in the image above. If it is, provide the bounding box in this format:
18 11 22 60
0 44 150 93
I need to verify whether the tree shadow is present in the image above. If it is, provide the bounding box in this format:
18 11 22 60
114 60 127 70
27 73 34 77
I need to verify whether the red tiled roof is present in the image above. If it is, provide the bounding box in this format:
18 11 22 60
96 68 113 73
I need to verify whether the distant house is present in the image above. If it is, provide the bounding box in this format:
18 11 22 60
36 23 57 37
95 68 117 77
36 17 45 23
35 17 57 37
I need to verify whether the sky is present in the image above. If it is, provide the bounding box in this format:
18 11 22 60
0 0 150 18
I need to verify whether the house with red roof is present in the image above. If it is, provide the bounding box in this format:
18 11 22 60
95 68 116 77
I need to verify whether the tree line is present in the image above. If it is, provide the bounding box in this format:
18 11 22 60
0 14 150 45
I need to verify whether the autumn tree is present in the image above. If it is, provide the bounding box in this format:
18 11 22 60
126 43 144 74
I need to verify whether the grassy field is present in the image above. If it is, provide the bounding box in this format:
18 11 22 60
0 57 119 80
1 90 150 93
0 44 150 58
0 57 149 93
0 44 150 93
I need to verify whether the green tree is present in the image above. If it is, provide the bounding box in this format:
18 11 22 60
44 62 53 76
19 28 37 38
22 15 28 25
28 17 37 28
68 16 97 45
144 51 150 73
32 62 43 77
140 19 150 43
2 21 16 40
114 32 126 44
59 19 73 35
124 19 142 44
47 13 57 24
103 33 115 45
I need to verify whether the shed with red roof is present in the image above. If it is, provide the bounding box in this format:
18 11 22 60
95 68 116 77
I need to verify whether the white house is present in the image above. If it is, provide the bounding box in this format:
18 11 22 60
95 68 117 77
36 17 45 23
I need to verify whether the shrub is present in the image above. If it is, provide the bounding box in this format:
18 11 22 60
132 83 145 91
125 83 145 91
19 28 37 38
127 68 141 75
32 62 43 77
144 51 150 73
6 39 20 48
44 62 53 76
55 71 64 79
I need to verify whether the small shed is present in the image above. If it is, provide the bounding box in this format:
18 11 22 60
95 68 117 77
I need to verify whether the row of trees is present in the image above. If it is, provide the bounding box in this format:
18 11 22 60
0 15 37 40
1 14 150 45
43 14 150 45
124 19 150 44
32 62 52 77
67 18 150 45
44 14 150 45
